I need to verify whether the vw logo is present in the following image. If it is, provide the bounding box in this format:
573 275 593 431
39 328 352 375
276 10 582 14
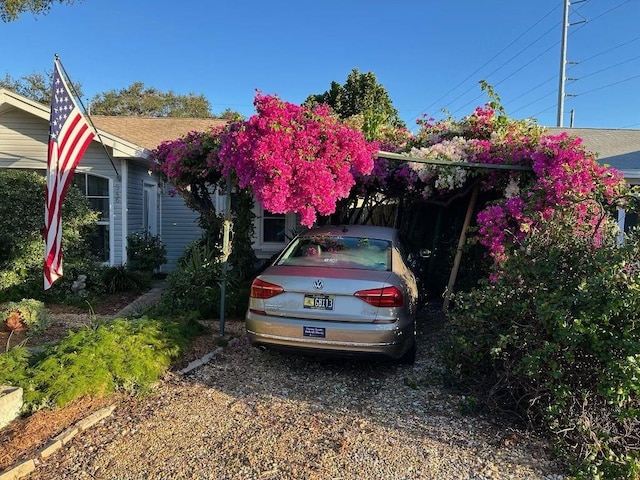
313 279 324 290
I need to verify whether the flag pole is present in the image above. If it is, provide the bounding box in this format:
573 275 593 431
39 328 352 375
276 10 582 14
45 55 96 289
55 55 121 181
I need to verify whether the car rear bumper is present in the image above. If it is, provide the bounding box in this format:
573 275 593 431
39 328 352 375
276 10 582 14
246 311 414 360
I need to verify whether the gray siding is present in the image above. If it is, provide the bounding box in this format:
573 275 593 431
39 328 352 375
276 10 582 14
0 109 49 167
0 108 124 266
160 187 203 272
127 162 148 233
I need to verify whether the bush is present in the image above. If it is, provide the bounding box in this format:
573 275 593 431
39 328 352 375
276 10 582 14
446 220 640 478
0 347 30 385
1 298 48 333
158 239 248 319
0 170 99 301
22 317 186 412
126 231 167 272
101 265 152 294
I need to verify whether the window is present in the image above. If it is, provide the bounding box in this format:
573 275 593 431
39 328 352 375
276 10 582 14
143 183 158 234
262 210 286 243
73 173 110 262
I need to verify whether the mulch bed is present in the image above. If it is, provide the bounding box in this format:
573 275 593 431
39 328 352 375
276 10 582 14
0 289 245 473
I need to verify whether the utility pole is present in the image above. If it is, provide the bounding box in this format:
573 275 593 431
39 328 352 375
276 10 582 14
557 0 587 127
557 0 570 127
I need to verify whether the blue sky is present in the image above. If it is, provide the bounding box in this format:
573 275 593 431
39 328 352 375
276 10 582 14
2 0 638 132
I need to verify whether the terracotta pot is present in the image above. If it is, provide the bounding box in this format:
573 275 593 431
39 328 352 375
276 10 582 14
3 311 27 332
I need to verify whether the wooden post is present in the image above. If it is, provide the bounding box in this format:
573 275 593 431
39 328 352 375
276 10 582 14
443 184 479 313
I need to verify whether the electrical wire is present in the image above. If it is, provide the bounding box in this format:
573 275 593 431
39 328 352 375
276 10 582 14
408 4 560 121
452 41 559 116
416 0 637 125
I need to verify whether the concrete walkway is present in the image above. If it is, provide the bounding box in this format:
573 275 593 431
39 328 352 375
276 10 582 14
111 280 166 319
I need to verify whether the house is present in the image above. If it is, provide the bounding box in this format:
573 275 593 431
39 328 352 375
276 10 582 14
0 88 298 272
547 127 640 233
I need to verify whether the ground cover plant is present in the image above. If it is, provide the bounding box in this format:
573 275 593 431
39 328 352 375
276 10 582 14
0 316 198 414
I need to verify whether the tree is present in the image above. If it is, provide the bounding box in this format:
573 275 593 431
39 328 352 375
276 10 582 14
303 68 406 138
218 108 244 122
1 0 82 22
89 82 214 117
0 72 83 104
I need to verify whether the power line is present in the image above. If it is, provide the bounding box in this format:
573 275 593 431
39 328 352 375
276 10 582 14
408 4 560 122
573 73 640 96
509 37 640 116
452 41 559 117
503 0 638 123
569 36 640 66
444 22 559 116
510 87 557 116
528 73 640 123
576 55 640 82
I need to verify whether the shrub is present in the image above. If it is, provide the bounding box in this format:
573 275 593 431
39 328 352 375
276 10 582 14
0 169 99 301
1 298 48 333
101 265 152 294
446 218 640 478
126 231 167 272
23 317 186 412
158 239 248 319
0 347 30 385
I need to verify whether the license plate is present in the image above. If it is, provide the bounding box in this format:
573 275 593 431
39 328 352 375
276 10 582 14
303 326 326 338
303 294 334 310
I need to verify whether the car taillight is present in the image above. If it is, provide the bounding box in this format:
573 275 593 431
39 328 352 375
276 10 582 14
354 286 403 307
250 278 284 299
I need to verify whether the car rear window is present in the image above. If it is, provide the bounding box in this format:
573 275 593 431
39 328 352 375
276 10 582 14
276 235 391 271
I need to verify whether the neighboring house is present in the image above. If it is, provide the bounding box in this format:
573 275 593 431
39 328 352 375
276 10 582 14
0 88 297 272
547 127 640 234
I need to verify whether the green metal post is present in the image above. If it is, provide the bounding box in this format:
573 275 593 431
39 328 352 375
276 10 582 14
219 170 232 336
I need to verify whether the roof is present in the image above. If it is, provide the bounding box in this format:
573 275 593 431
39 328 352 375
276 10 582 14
89 116 228 151
545 127 640 175
0 88 230 157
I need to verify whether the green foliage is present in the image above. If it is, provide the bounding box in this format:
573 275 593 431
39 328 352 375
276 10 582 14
0 347 30 385
227 188 257 280
1 298 48 332
0 169 99 301
101 265 151 294
126 231 167 272
0 71 82 104
90 82 213 117
446 218 640 478
0 0 81 22
303 68 405 131
159 239 248 319
23 317 185 411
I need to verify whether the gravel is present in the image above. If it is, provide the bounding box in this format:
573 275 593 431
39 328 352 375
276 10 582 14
26 306 567 480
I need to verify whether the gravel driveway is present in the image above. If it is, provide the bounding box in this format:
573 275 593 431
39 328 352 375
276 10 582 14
27 306 566 480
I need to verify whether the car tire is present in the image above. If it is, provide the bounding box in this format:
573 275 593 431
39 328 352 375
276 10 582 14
399 337 416 365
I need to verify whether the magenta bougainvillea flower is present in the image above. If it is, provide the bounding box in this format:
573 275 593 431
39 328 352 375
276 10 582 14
151 91 628 273
216 93 378 226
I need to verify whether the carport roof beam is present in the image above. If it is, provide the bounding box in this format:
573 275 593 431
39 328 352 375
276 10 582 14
377 150 533 171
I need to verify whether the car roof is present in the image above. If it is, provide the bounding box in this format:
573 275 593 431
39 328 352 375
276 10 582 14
298 224 398 241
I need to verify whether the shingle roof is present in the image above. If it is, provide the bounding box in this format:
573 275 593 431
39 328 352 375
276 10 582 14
89 116 228 151
545 127 640 173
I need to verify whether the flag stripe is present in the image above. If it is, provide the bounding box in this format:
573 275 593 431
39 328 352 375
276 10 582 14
44 59 95 290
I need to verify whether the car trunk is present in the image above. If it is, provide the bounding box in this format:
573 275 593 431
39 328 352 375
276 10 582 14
256 265 398 323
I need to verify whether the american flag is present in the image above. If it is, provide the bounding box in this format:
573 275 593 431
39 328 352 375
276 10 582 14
44 60 95 290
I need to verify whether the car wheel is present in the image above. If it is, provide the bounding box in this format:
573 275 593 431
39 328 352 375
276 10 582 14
399 337 416 365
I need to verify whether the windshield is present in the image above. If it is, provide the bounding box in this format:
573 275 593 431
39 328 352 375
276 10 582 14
276 234 391 271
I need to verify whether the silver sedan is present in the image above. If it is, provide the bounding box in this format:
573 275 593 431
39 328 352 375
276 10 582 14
245 225 419 364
